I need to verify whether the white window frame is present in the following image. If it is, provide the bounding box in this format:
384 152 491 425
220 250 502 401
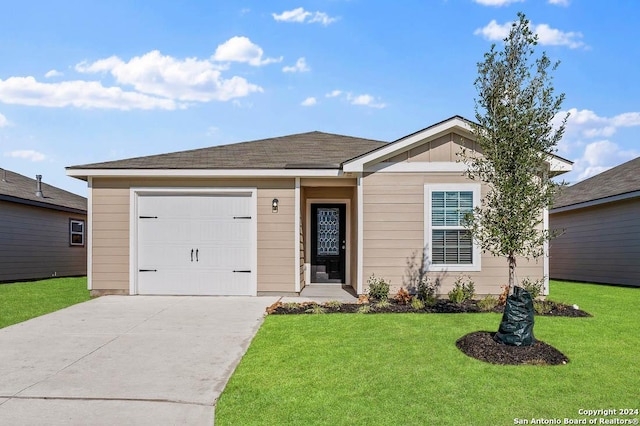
424 184 481 272
70 219 85 246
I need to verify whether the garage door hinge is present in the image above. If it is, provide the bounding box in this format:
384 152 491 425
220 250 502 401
233 270 251 273
233 216 252 219
139 269 157 272
139 216 158 219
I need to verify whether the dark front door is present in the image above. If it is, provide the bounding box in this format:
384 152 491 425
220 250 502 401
311 204 346 283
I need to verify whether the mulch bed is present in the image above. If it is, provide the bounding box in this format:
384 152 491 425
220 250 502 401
267 299 588 366
456 331 570 365
267 299 591 317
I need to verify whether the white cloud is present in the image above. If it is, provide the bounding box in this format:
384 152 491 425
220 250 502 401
0 76 179 110
0 112 7 127
301 97 316 106
348 93 386 109
548 0 570 6
4 149 46 162
473 0 523 6
283 57 310 73
553 108 640 183
44 69 63 78
571 140 638 181
76 50 263 102
272 7 338 26
474 20 585 49
558 108 640 141
212 36 282 66
325 90 342 98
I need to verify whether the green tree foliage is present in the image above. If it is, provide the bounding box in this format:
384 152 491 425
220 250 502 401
462 12 568 290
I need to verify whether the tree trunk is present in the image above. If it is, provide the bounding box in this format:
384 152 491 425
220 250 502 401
508 254 516 293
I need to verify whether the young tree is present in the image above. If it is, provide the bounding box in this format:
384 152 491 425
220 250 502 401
462 12 568 292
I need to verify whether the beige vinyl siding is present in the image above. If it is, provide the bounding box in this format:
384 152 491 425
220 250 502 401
384 133 480 163
0 200 86 282
362 171 543 296
550 197 640 287
90 177 296 294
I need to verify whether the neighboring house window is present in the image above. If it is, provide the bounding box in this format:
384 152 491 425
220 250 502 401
425 184 481 272
70 219 85 246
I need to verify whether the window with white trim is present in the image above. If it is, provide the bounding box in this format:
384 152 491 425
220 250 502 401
425 184 481 271
70 219 85 246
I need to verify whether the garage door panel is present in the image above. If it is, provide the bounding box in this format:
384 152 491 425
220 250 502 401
136 193 256 296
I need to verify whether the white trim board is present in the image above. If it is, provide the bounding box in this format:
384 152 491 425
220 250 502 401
424 183 482 272
68 168 344 178
305 198 351 286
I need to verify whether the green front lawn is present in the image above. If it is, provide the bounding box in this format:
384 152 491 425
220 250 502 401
0 277 90 328
216 281 639 425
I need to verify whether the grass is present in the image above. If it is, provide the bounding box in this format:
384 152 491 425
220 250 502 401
216 281 639 425
0 277 90 328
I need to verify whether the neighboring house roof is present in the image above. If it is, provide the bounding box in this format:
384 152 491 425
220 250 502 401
552 156 640 210
67 131 387 171
0 169 87 214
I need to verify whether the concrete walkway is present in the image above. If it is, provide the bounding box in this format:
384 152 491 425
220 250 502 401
0 295 279 425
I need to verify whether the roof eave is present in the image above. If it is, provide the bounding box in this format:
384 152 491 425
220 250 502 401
66 168 350 179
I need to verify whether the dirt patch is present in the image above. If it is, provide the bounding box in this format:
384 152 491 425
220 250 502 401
456 331 569 365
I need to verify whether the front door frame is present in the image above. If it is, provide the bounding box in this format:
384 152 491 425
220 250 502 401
305 198 351 285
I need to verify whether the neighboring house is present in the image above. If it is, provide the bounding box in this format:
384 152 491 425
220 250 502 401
550 157 640 287
0 169 87 282
67 116 572 297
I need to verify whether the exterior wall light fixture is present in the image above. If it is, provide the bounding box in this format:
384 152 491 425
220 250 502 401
272 198 279 213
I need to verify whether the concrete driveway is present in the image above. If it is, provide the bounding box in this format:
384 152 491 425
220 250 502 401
0 295 279 425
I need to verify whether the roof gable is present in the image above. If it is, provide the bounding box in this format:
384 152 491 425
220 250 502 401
0 169 87 213
553 156 640 209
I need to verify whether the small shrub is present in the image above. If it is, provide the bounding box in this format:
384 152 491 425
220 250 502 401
324 300 343 309
266 301 283 314
498 285 509 306
374 299 391 309
357 294 370 304
533 300 552 315
411 297 425 310
305 304 326 314
283 302 301 310
477 295 498 312
367 274 390 301
448 276 475 304
416 277 438 301
521 277 545 299
357 305 372 314
394 287 412 305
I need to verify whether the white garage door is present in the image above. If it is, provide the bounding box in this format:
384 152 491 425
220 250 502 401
136 193 255 295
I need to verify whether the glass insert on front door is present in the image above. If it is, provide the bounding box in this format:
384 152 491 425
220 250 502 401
317 208 340 255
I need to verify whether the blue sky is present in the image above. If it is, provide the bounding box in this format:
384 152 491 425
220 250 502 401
1 0 638 196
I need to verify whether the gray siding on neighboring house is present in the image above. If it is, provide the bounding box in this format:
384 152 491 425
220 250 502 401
0 200 87 282
550 197 640 287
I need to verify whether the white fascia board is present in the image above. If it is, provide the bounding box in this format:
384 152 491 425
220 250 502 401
67 168 344 178
550 190 640 214
548 156 573 173
343 117 473 172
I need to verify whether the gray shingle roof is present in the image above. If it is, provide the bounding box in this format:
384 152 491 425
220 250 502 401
553 156 640 209
68 131 387 170
0 169 87 213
